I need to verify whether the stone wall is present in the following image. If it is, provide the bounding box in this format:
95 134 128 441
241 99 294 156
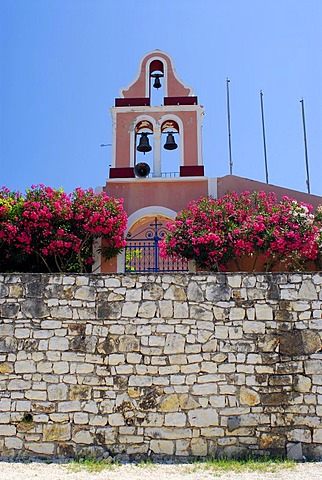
0 272 322 460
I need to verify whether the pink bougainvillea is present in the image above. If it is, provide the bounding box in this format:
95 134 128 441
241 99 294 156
160 191 321 272
0 185 127 273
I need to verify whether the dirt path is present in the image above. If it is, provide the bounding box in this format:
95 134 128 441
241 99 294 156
0 461 321 480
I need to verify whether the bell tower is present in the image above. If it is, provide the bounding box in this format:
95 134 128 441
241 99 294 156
101 50 215 273
109 50 204 179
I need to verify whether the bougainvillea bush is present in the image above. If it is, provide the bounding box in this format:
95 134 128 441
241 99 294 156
0 185 127 273
160 191 321 272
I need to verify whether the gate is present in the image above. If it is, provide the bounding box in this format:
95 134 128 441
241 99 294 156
125 218 188 273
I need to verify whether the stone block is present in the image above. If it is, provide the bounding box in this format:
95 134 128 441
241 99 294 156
230 308 245 320
164 412 186 426
269 375 292 386
150 439 174 455
51 306 72 319
227 416 241 431
191 437 207 456
125 289 142 301
143 283 164 300
304 360 322 375
0 337 17 353
188 408 218 427
159 394 179 412
25 442 55 455
164 334 185 354
0 362 13 374
286 442 304 461
48 384 68 401
97 301 122 320
239 387 260 406
280 330 321 355
108 354 125 365
89 415 107 426
214 326 229 339
15 360 36 374
187 282 204 301
313 428 322 443
202 339 218 352
8 379 31 390
74 412 89 424
260 433 286 450
243 321 265 334
299 281 318 300
164 285 187 301
255 304 273 320
25 390 47 401
0 424 16 435
5 437 23 449
74 286 95 301
72 429 93 444
201 427 225 437
118 335 140 352
21 300 48 319
58 401 81 412
48 336 69 351
108 413 125 426
0 324 14 336
43 423 71 441
191 383 217 397
174 302 189 318
178 394 200 410
0 399 11 411
104 278 121 288
287 428 311 443
138 301 157 318
261 392 290 406
158 300 173 318
122 302 139 317
49 413 69 422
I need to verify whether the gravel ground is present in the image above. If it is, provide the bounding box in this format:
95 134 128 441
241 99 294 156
0 461 321 480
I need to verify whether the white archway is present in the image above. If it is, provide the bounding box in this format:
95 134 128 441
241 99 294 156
117 206 177 272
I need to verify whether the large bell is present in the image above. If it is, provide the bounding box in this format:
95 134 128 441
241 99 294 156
152 74 162 89
137 132 152 154
134 162 151 178
163 132 178 150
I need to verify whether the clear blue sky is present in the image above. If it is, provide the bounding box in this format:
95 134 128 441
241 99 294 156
1 0 321 196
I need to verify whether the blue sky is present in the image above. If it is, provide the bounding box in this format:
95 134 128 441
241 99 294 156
1 0 321 196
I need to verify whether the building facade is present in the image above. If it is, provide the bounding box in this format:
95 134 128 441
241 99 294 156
99 51 322 273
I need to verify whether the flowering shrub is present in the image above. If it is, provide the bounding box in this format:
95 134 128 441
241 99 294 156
160 191 320 272
0 185 127 273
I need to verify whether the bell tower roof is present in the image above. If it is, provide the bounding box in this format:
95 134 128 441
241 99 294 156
120 50 194 99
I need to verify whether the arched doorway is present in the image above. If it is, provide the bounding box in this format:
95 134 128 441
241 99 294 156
124 215 188 273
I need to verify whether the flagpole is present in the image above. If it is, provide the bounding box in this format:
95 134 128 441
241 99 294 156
300 98 310 194
260 91 269 184
226 78 233 174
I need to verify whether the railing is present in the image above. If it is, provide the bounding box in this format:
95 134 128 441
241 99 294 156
149 172 179 178
125 218 188 273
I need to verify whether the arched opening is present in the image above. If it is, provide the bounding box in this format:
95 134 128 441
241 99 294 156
161 120 180 177
149 59 165 106
125 214 188 273
135 120 154 176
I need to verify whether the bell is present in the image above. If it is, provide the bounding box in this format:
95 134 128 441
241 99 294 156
153 74 162 89
134 162 151 178
137 133 152 154
163 132 178 150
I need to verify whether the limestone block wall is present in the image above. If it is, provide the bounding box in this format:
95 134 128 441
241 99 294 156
0 272 322 460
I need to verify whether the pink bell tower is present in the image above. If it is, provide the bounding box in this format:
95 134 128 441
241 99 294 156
101 50 215 273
